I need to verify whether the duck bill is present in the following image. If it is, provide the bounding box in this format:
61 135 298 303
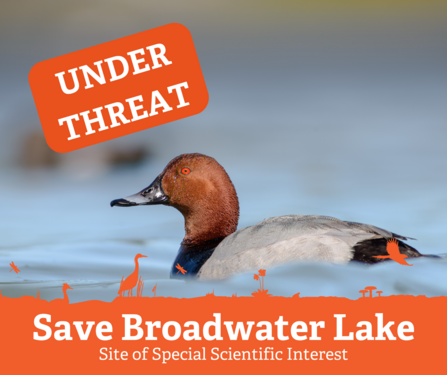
110 174 169 207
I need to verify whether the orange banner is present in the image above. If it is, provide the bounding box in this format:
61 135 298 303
29 23 208 153
0 294 443 374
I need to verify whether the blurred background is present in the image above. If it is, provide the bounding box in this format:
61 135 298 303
1 0 446 301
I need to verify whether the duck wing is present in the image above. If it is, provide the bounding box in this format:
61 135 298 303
198 215 414 280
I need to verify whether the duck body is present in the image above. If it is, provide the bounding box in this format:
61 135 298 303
111 153 424 280
193 215 420 280
171 245 216 278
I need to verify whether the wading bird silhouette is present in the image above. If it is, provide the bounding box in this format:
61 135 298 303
374 238 413 266
118 254 147 297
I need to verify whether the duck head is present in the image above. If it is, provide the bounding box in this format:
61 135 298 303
111 153 239 248
63 283 73 291
135 253 148 260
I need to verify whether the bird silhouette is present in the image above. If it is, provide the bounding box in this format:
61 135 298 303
118 254 147 297
374 238 413 266
53 283 73 303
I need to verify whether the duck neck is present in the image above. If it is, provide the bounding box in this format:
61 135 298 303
134 258 140 274
180 193 239 250
63 288 69 301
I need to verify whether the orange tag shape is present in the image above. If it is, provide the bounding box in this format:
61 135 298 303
29 23 208 153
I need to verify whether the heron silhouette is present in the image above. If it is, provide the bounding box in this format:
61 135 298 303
53 283 73 303
374 238 413 266
118 254 147 297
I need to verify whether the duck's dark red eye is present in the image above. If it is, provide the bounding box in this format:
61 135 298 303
181 167 190 175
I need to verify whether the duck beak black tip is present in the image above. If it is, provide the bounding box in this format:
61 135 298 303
110 198 137 207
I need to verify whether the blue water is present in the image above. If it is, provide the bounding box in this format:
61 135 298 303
1 156 446 302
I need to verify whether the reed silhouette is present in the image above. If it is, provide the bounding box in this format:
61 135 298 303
137 277 144 297
374 238 413 266
152 283 157 297
118 254 147 297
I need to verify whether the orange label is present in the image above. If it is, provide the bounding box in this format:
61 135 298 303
0 296 444 374
29 23 209 153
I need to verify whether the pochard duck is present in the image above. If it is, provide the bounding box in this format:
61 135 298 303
111 153 423 280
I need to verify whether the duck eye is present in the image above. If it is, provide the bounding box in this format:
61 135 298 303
181 167 191 175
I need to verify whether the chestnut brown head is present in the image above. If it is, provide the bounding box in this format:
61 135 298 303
111 153 239 248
